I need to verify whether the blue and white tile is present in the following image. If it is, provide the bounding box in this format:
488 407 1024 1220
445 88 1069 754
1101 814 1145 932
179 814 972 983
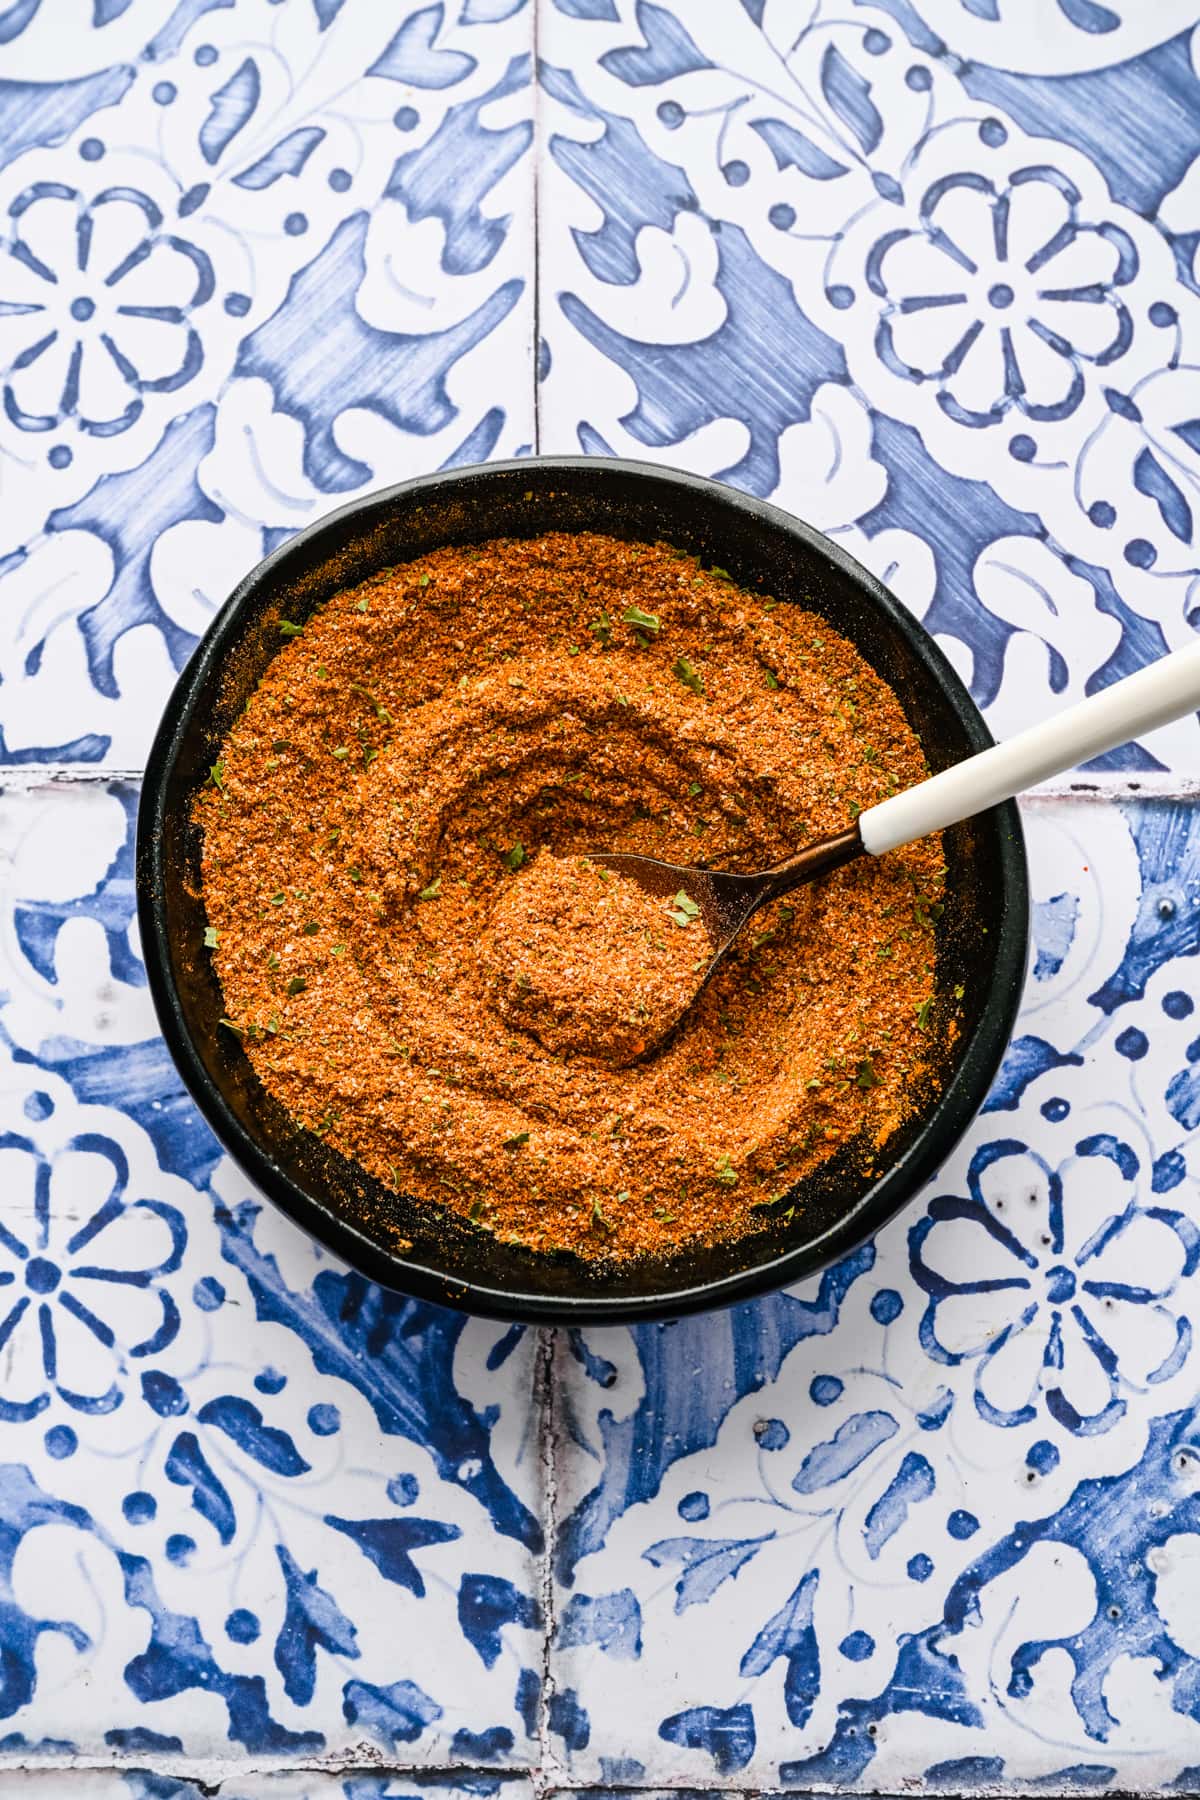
547 796 1200 1790
0 0 535 768
0 1780 534 1800
0 777 545 1766
537 0 1200 770
894 3 1198 77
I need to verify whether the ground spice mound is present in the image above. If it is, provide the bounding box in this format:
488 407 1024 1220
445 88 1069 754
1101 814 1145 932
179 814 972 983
199 533 945 1263
480 850 715 1065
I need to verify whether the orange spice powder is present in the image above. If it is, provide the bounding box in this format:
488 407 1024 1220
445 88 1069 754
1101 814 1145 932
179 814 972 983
198 533 945 1262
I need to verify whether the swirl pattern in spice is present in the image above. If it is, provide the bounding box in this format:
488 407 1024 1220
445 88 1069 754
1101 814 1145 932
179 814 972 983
198 533 945 1262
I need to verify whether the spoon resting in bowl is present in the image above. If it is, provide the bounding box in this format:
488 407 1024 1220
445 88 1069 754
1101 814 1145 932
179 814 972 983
588 638 1200 1057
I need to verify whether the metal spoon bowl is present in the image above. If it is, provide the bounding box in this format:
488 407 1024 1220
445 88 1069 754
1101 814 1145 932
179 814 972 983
589 826 863 1056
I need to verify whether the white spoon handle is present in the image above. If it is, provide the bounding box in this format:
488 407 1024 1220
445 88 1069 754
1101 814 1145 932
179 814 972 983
859 641 1200 858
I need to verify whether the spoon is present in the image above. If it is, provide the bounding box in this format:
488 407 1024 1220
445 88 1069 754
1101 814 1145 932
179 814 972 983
591 638 1200 1047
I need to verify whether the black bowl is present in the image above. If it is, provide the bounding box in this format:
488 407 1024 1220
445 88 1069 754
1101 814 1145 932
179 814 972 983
137 457 1029 1323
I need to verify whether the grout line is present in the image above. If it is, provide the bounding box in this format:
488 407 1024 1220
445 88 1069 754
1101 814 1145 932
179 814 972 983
531 0 543 457
1020 773 1200 802
7 766 1200 803
0 1770 1144 1797
0 766 146 789
0 1760 535 1786
534 1322 563 1795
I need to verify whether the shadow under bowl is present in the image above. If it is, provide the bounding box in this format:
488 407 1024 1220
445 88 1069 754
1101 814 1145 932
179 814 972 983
137 457 1029 1323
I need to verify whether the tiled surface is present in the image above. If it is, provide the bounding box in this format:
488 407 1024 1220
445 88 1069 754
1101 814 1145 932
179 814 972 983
0 0 534 766
3 1 1200 1793
0 778 545 1768
0 1781 533 1799
550 798 1200 1789
537 0 1200 769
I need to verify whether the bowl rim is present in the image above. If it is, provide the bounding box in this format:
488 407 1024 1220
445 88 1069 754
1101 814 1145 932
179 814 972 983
137 454 1030 1323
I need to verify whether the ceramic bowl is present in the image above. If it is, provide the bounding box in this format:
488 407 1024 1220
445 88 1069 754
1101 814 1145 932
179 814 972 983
137 457 1029 1322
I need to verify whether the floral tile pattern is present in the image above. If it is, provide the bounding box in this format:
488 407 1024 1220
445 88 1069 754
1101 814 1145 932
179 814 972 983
0 0 534 767
537 0 1200 770
549 796 1200 1790
4 0 1200 1793
0 778 544 1767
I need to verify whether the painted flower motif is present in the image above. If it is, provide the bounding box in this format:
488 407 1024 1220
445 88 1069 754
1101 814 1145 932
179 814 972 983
910 1134 1199 1433
0 181 214 442
0 1130 185 1416
869 166 1136 428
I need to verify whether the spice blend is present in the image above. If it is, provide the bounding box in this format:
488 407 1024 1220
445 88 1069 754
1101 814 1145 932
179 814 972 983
199 532 946 1262
480 851 715 1065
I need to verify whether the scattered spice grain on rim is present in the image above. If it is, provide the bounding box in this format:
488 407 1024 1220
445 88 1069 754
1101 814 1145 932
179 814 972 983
198 532 946 1263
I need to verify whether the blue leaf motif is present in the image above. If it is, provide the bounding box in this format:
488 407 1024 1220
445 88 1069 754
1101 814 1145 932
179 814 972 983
643 1533 773 1613
312 0 345 25
368 5 477 88
516 1665 540 1734
863 1452 936 1558
600 1 712 86
660 1703 755 1774
452 1726 514 1761
234 126 326 191
0 0 40 44
792 1411 898 1493
104 1728 182 1753
342 1677 442 1746
164 1432 236 1545
982 1034 1084 1112
1134 446 1193 543
739 0 766 20
1167 1063 1200 1131
141 1371 187 1417
457 1573 541 1669
740 1569 820 1727
274 1546 358 1705
1057 0 1120 31
196 1398 310 1477
1033 892 1080 981
326 1514 462 1596
1172 418 1200 456
819 44 882 155
461 0 525 16
557 1588 643 1659
547 1687 590 1751
199 57 261 167
751 117 847 181
553 0 617 14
